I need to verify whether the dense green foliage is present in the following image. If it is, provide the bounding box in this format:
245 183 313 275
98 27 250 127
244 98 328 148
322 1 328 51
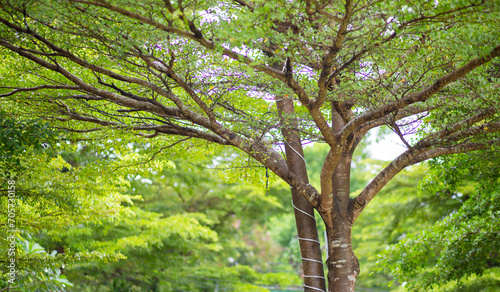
60 156 301 291
0 113 58 167
0 117 144 291
378 152 500 291
0 115 302 292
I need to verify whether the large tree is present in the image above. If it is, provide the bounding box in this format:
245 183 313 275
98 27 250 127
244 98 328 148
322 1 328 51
0 0 499 291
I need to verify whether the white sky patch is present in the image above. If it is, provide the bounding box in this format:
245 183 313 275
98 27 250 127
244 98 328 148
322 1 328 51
368 129 415 161
140 178 153 184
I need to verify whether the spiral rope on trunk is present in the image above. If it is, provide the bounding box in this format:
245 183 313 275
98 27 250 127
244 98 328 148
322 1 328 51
292 193 327 292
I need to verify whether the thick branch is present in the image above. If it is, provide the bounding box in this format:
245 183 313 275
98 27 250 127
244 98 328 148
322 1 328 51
353 137 500 221
318 102 349 196
341 44 500 145
319 147 343 196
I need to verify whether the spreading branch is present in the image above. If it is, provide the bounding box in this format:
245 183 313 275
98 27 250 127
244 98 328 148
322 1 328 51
0 85 80 97
341 44 500 145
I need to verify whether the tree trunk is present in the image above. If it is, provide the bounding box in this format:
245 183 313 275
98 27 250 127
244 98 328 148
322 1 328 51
277 98 326 291
322 154 359 292
325 222 358 292
278 98 361 291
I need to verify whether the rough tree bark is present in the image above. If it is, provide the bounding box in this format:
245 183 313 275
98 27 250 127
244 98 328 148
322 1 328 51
322 154 358 292
277 97 326 291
